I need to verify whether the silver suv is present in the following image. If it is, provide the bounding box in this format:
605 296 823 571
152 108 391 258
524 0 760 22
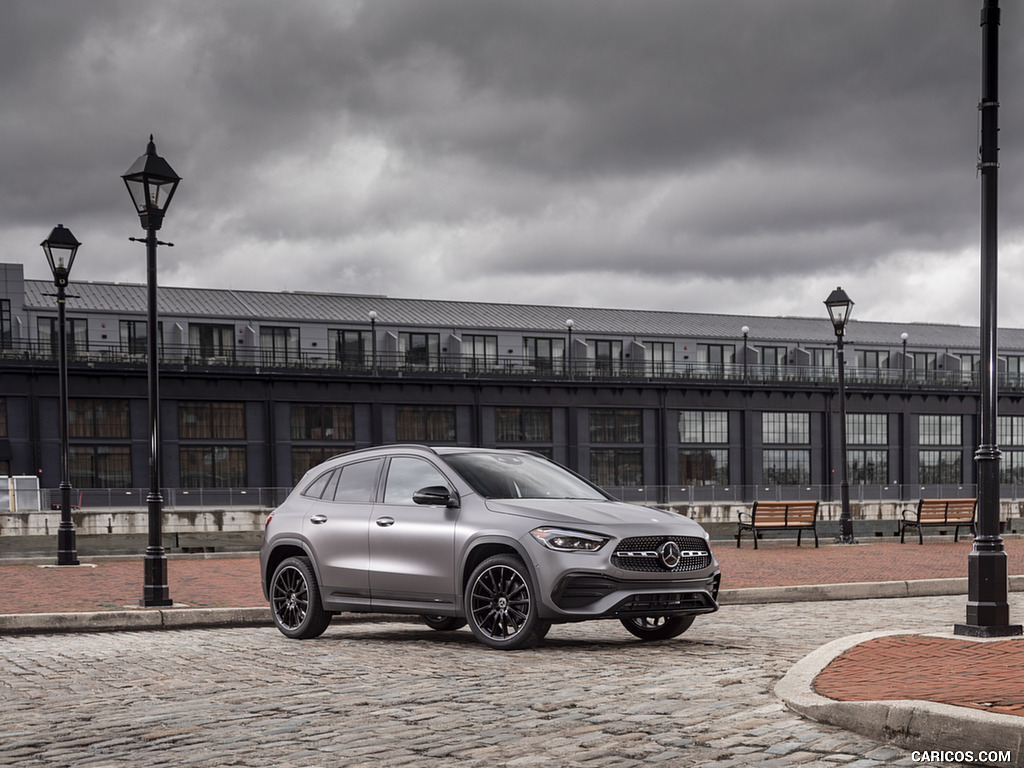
261 445 720 649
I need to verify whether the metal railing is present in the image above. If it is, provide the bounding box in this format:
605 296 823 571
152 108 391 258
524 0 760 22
1 340 1018 391
13 482 999 513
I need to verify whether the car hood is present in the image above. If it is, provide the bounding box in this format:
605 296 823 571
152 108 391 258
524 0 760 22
482 497 707 535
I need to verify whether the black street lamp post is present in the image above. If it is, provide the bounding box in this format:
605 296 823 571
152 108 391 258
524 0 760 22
955 0 1021 638
42 224 81 567
565 319 574 378
368 310 378 375
825 287 856 545
123 135 181 608
741 325 749 382
901 332 909 385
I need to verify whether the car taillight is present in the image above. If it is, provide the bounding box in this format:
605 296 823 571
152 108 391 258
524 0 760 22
265 511 274 529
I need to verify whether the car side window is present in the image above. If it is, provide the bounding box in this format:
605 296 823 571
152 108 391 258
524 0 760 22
302 468 336 499
331 458 383 503
383 457 450 505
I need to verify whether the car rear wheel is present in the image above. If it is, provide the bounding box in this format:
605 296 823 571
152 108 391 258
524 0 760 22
620 615 695 641
465 554 546 650
421 614 468 631
270 556 332 639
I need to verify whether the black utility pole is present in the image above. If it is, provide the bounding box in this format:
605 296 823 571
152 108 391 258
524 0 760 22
955 0 1021 638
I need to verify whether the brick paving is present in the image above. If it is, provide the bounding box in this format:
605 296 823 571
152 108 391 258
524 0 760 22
814 633 1024 717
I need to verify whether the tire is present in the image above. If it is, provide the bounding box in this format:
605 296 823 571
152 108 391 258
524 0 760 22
269 556 332 639
465 554 546 650
421 614 468 631
620 615 695 641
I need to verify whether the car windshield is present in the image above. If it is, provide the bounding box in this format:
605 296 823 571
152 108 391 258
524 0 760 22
442 452 609 500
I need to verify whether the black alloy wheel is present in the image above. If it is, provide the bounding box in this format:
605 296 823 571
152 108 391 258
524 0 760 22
465 554 547 650
270 556 332 639
620 615 695 641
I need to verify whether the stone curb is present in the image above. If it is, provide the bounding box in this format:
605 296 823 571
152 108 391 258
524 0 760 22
775 630 1024 768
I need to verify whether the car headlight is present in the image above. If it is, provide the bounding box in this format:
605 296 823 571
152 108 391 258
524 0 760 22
530 527 609 552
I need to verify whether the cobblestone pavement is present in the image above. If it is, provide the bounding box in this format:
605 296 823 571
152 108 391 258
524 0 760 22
1 594 1001 768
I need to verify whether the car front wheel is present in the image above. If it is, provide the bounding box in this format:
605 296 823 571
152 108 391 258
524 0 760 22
620 615 695 641
270 556 332 639
465 554 546 650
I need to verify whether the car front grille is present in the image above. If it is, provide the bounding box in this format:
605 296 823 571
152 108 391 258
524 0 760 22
611 536 712 573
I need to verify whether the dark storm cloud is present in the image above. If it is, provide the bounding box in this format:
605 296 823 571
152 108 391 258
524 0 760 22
0 0 1019 324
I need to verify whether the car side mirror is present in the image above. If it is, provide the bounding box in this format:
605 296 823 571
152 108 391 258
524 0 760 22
412 485 459 508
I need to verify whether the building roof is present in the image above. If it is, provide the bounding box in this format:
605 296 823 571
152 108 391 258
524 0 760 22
19 277 1020 352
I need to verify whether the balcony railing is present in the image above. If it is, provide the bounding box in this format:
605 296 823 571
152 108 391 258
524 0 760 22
2 340 1018 390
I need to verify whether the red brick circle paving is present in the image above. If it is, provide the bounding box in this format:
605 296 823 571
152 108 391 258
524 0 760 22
813 634 1024 717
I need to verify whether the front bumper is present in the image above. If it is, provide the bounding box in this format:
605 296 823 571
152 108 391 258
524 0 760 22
547 570 721 619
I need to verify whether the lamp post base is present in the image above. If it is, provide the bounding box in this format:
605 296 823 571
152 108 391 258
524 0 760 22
56 521 79 566
142 549 173 607
953 622 1022 638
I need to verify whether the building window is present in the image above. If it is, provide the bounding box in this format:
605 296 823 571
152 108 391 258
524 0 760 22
855 350 890 369
260 326 300 366
179 402 246 439
38 317 88 358
759 346 788 367
590 449 642 487
590 409 641 443
70 446 132 488
847 413 887 445
590 339 623 375
180 446 247 488
763 412 809 444
998 416 1024 483
120 320 147 356
69 399 130 438
0 397 7 437
290 404 354 441
463 334 498 370
919 450 962 484
696 343 734 375
919 415 961 446
1 298 11 349
331 329 372 369
678 411 728 485
846 413 888 484
396 406 455 442
1005 356 1024 381
809 348 834 368
911 352 937 371
763 412 809 484
495 407 552 443
679 411 728 444
189 323 235 363
398 332 440 369
645 341 674 376
524 337 565 374
762 450 810 485
680 449 728 485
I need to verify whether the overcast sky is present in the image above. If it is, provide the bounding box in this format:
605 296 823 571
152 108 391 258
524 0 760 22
3 0 1022 330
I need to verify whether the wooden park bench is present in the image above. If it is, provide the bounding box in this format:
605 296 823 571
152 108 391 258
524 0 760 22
899 498 977 544
736 500 819 549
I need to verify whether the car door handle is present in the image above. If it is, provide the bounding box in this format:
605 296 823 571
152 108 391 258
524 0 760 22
309 514 328 525
376 516 395 527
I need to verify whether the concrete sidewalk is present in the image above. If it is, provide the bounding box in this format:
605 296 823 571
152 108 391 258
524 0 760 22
3 538 1024 764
